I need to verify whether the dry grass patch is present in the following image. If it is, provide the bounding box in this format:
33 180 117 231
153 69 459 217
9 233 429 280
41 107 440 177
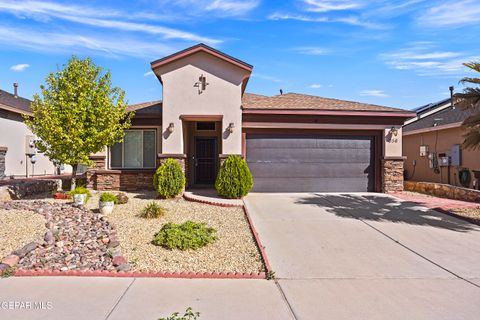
0 208 46 258
105 191 265 273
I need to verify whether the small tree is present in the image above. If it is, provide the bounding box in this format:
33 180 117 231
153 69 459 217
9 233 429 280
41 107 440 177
215 155 253 199
25 56 133 189
455 62 480 149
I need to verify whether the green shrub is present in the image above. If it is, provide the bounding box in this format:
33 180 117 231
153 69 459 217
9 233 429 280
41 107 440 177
158 307 200 320
215 155 253 199
140 201 166 219
153 221 217 250
115 192 129 204
67 186 91 203
153 158 186 198
99 192 117 203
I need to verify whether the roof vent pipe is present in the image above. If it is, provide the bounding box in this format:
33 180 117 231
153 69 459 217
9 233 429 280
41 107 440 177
13 83 18 98
449 86 454 110
279 89 283 95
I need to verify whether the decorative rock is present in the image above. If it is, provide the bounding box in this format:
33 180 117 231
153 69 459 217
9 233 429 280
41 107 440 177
108 240 120 248
0 263 9 274
116 264 130 272
60 267 68 271
13 242 37 258
112 256 127 266
44 230 54 245
56 241 64 248
101 237 110 244
2 254 20 267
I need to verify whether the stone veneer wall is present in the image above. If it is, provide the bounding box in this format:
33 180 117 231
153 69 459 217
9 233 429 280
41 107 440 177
404 180 480 203
0 147 7 179
382 158 404 193
0 179 60 201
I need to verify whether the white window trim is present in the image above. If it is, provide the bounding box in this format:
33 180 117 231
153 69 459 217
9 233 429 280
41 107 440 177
110 129 157 169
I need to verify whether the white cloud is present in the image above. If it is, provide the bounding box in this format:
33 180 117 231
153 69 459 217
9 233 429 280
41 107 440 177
360 90 389 97
268 12 384 29
0 0 221 44
144 71 154 77
206 0 259 16
303 0 363 13
381 44 480 76
419 0 480 27
294 47 330 55
10 63 30 71
0 25 175 58
309 84 323 89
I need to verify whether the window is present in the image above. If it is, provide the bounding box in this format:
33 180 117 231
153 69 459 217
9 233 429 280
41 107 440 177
196 122 216 131
110 129 156 168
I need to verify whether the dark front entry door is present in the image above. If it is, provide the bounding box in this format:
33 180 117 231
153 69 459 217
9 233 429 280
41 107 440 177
194 137 217 185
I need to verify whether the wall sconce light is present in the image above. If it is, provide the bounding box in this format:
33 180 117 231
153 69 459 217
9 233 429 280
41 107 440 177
168 122 175 133
194 74 209 94
227 123 235 133
390 126 398 137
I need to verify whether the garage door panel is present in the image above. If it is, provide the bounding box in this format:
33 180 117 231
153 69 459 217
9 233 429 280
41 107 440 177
247 148 372 163
246 134 375 192
248 162 373 178
253 178 371 193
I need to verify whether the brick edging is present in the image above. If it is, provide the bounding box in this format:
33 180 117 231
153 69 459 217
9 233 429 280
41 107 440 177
12 269 265 279
242 202 273 275
182 193 243 207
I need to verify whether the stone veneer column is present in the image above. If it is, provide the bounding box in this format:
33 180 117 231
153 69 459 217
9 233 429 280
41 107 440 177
0 147 7 179
382 157 405 193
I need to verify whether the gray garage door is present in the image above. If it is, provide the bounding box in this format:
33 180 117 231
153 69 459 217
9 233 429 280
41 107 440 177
246 134 375 192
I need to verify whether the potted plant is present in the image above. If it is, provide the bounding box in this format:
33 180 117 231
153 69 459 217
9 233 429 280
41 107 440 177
99 192 117 215
67 186 91 207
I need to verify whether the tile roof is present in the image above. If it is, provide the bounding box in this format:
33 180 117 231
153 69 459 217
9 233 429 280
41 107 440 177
0 89 32 115
403 103 477 132
126 100 162 112
242 92 406 112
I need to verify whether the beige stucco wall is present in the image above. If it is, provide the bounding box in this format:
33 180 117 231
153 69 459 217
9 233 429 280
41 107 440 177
0 114 64 177
384 126 403 157
154 52 249 155
403 126 480 188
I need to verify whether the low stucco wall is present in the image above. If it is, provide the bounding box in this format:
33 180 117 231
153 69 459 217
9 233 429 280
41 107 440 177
404 180 480 203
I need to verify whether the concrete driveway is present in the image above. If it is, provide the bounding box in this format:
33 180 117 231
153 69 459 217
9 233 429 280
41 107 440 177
244 192 480 320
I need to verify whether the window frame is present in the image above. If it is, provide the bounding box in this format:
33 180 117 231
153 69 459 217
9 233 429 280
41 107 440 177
109 128 157 169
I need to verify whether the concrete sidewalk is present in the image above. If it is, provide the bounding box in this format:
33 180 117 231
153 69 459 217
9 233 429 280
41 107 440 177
0 277 294 320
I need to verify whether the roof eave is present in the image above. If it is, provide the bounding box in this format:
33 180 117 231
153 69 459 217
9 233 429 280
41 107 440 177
241 108 416 118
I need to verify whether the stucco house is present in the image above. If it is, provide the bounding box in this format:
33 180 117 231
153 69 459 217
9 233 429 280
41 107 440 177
86 43 415 193
403 98 480 189
0 85 71 178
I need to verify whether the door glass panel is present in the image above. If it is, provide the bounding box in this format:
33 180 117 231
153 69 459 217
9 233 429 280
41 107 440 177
143 130 156 168
124 131 143 168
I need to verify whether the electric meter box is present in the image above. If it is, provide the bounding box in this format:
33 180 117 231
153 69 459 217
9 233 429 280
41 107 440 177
25 135 37 155
420 145 428 156
451 144 461 166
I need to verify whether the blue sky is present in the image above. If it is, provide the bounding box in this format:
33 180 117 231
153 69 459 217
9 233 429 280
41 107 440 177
1 0 479 110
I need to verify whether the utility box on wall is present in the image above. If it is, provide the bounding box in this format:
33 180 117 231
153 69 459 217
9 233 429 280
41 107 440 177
451 144 462 166
420 145 428 156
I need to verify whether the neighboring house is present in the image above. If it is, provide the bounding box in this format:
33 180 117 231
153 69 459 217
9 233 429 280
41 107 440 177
84 43 415 192
403 98 480 189
0 85 70 178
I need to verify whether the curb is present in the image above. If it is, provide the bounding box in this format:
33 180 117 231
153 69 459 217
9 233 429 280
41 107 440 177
182 193 243 207
242 202 273 275
12 269 266 279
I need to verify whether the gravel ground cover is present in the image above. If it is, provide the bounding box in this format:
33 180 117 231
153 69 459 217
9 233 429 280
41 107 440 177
101 191 265 273
0 201 126 272
0 208 45 259
450 207 480 221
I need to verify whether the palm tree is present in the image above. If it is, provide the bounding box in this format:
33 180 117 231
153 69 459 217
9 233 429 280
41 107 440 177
455 62 480 149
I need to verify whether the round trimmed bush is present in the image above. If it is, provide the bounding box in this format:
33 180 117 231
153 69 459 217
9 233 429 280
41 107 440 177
215 155 253 199
153 158 186 198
